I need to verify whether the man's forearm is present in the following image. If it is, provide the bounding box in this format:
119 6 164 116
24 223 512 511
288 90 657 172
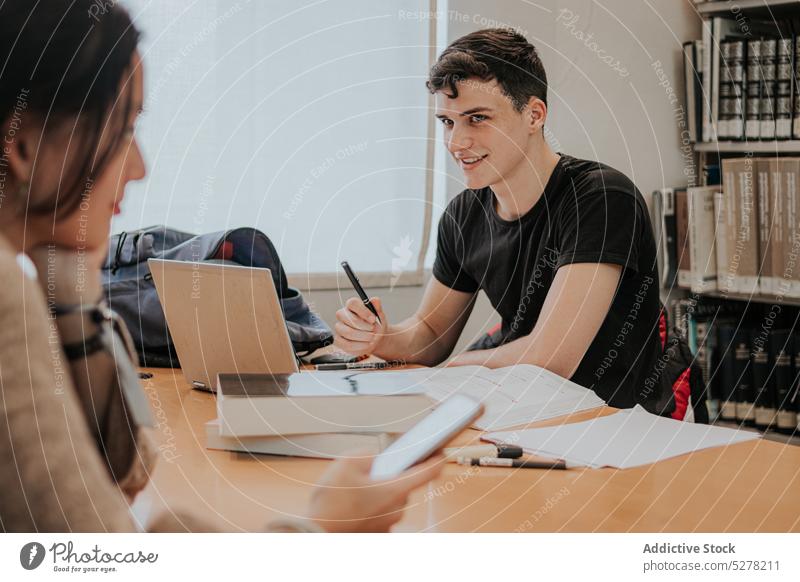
374 315 453 367
449 333 578 379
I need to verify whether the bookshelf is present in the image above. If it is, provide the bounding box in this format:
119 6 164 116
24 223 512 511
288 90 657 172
674 2 800 441
714 419 800 445
696 0 800 18
700 289 800 307
694 140 800 152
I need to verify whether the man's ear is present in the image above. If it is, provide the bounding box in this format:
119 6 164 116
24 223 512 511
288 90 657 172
1 116 39 184
525 96 547 135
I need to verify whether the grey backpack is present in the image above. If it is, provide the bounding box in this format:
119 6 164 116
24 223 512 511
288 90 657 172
101 226 333 367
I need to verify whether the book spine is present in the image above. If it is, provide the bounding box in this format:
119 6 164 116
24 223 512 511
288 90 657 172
746 39 762 140
683 41 699 143
759 38 777 141
718 325 738 421
770 159 786 295
718 41 732 140
751 339 774 431
788 160 800 298
776 37 793 139
713 191 730 293
734 330 755 425
694 40 704 142
722 159 741 294
772 331 795 434
727 40 746 140
662 188 679 289
688 187 718 293
676 189 691 288
794 35 800 139
737 157 759 294
696 320 718 420
793 333 800 432
756 159 772 295
702 19 713 142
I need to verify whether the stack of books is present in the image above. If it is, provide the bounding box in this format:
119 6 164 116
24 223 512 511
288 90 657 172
671 298 800 435
207 372 434 458
653 158 800 298
684 17 797 143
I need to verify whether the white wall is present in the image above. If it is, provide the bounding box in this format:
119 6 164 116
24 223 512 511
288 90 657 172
303 0 702 357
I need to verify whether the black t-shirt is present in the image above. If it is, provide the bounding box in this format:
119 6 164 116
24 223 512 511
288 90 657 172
433 154 662 408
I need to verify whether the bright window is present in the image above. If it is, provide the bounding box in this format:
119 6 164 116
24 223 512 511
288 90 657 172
118 0 437 287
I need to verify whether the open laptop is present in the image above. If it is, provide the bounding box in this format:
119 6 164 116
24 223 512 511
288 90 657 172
148 259 299 391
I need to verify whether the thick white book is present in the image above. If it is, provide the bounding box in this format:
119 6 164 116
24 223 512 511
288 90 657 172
687 186 719 293
205 419 396 458
217 372 434 437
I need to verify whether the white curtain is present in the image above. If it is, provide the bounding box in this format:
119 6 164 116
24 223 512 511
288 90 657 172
118 0 436 285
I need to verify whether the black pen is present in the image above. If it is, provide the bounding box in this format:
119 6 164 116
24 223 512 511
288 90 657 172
315 360 404 371
341 261 381 325
456 457 569 470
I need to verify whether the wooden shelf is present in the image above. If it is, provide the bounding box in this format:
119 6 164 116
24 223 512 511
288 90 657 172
696 0 800 17
699 289 800 307
712 419 800 447
694 140 800 153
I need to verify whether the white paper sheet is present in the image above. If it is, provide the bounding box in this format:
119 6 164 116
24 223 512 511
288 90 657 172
484 405 761 469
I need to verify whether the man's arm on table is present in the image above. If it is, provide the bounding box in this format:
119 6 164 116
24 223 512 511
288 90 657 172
447 262 622 378
334 277 476 367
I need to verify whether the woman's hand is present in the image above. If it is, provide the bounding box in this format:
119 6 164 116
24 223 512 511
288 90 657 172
308 451 443 532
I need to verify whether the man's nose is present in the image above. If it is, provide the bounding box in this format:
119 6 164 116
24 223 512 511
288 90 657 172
447 124 473 155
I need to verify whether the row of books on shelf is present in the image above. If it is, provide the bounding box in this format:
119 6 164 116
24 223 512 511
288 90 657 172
684 17 800 142
672 298 800 434
653 156 800 298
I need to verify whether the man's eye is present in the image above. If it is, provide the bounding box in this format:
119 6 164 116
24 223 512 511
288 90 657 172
440 118 453 127
470 115 486 124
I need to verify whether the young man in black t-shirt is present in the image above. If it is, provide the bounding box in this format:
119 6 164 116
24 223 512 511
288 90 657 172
334 29 662 408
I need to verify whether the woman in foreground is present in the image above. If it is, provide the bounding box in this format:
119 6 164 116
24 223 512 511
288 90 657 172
0 1 440 533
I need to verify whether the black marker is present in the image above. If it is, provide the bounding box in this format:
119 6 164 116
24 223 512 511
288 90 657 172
341 261 381 325
457 457 568 470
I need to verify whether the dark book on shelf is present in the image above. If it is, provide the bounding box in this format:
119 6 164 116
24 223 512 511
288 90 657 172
746 38 762 140
656 188 678 289
717 324 739 421
759 38 778 141
793 36 800 140
733 329 756 425
791 332 800 432
719 39 745 140
772 330 796 434
695 319 718 420
683 40 703 143
751 337 775 430
775 37 793 139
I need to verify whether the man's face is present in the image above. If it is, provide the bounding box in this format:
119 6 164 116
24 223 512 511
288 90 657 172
435 78 534 190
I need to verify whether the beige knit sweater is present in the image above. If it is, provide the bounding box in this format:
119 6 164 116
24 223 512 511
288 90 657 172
0 236 316 532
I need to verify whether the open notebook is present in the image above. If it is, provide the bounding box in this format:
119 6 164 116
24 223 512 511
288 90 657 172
401 364 606 431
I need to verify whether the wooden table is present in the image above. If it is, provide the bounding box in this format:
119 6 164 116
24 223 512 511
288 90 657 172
131 368 800 532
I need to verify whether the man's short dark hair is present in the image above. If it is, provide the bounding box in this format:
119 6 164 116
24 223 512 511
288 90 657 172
426 28 547 111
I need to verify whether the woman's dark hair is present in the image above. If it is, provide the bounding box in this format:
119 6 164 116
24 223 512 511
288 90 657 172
427 28 547 111
0 0 140 217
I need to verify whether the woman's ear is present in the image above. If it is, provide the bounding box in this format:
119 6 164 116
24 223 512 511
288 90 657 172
1 115 39 184
526 96 547 135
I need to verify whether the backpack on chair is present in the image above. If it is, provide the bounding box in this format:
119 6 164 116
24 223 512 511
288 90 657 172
644 304 709 423
101 225 333 367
